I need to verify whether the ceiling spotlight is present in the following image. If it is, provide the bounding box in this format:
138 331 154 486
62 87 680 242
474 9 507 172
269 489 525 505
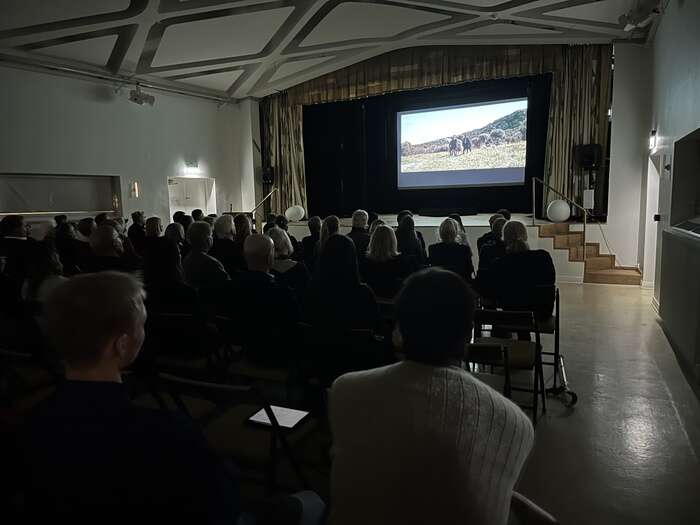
129 85 155 106
619 0 661 32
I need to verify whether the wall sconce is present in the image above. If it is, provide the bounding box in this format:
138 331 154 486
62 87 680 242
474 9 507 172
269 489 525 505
184 161 201 177
130 180 140 199
649 129 657 151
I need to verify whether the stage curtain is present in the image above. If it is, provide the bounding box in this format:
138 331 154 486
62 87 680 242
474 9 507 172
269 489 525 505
260 92 307 213
262 44 611 212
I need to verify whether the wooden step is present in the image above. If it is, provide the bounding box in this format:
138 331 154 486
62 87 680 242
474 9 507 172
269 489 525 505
585 254 615 272
585 243 600 257
584 268 642 285
539 223 570 237
568 242 600 262
553 232 583 249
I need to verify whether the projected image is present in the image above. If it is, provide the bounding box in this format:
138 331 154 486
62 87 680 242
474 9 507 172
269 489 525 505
397 99 528 189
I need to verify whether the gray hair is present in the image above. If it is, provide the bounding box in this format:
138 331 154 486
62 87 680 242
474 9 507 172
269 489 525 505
352 209 369 229
367 224 399 262
503 221 529 253
267 226 294 259
187 221 213 252
214 214 235 239
439 218 459 243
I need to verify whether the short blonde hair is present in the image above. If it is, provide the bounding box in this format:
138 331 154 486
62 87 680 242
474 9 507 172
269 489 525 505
439 218 459 243
352 209 369 229
368 224 399 262
267 226 294 258
214 214 235 239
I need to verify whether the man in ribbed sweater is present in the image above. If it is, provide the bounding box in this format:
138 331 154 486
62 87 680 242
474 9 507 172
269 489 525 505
329 268 534 525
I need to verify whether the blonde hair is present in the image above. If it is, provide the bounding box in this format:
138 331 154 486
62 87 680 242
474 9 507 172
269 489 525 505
267 226 294 259
503 221 529 253
320 215 340 248
352 209 369 229
214 214 235 239
367 224 399 262
439 218 459 243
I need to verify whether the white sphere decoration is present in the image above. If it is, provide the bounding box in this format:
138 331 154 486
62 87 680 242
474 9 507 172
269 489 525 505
547 199 571 223
285 205 305 222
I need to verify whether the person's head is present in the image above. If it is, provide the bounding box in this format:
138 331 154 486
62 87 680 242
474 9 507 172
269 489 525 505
55 222 76 242
173 211 185 224
214 214 235 240
351 209 369 230
77 217 96 238
0 215 28 238
367 224 399 262
208 213 218 219
488 213 505 228
448 213 465 232
397 210 413 224
369 218 385 235
192 209 204 222
144 238 183 285
319 234 361 288
267 226 294 260
367 212 379 227
244 233 274 273
180 215 194 232
320 215 340 247
145 217 163 238
113 217 126 234
203 216 215 227
492 217 507 241
262 222 276 234
95 213 110 226
307 216 322 236
45 272 147 377
275 215 289 231
164 222 185 244
234 213 252 241
503 221 529 253
439 218 460 244
54 214 68 226
396 268 475 365
130 211 144 226
497 208 512 221
187 221 213 253
90 225 124 256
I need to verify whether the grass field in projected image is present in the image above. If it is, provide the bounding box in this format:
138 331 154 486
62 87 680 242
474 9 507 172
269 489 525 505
401 141 525 173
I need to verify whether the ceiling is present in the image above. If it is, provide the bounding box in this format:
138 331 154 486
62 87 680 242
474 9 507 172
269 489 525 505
0 0 650 99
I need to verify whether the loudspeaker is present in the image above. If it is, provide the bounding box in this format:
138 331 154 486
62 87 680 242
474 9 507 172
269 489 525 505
262 167 274 184
574 144 602 170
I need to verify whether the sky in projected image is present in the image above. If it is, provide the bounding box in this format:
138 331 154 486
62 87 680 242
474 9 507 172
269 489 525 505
401 99 527 144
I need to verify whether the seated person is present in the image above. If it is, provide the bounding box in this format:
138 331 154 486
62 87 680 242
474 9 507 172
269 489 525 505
301 216 321 271
497 208 512 221
329 268 534 525
202 234 299 367
22 242 67 305
74 217 95 260
275 214 302 261
82 225 137 273
231 213 252 272
0 215 35 298
491 221 556 317
369 218 385 235
361 225 411 299
15 272 239 523
54 222 81 275
192 208 204 222
127 211 147 256
268 226 310 302
476 217 507 297
164 222 189 259
347 209 371 258
395 215 426 267
143 238 198 314
428 218 474 281
396 210 426 253
305 234 379 331
182 221 229 290
477 213 505 252
209 214 239 277
447 213 468 246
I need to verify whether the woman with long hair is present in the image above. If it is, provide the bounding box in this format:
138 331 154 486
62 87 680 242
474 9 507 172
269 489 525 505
395 215 426 267
362 225 411 299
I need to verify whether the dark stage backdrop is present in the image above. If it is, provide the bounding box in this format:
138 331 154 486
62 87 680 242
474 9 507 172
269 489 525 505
303 74 551 219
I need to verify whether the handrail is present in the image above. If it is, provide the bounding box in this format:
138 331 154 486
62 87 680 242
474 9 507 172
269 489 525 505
250 187 278 214
531 177 587 258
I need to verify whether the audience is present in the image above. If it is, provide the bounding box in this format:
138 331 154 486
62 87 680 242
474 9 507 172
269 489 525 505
367 211 379 228
497 208 512 221
53 221 81 275
192 209 204 222
21 242 66 305
145 216 163 238
477 213 505 252
329 268 534 525
369 218 385 235
0 215 35 291
232 213 253 272
477 217 507 277
82 225 134 273
275 214 302 260
164 222 189 259
209 214 239 277
182 221 229 290
180 214 194 233
302 216 322 270
15 272 240 522
447 213 468 245
361 224 410 299
347 209 370 257
268 226 310 302
127 211 147 256
395 215 426 267
143 238 197 314
428 218 474 282
319 215 340 251
396 210 426 253
305 235 379 331
94 212 109 226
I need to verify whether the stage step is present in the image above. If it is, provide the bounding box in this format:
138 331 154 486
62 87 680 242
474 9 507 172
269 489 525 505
585 254 615 272
584 268 642 285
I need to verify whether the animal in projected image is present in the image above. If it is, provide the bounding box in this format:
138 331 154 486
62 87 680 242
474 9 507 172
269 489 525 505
448 136 472 156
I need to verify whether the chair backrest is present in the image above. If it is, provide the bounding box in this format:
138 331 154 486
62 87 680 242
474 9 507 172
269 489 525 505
474 309 537 333
466 343 512 397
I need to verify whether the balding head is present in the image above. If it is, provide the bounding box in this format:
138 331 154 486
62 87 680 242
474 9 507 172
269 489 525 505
244 234 274 272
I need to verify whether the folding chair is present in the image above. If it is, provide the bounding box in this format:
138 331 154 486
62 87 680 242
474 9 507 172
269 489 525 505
465 343 511 398
473 309 546 424
156 372 312 493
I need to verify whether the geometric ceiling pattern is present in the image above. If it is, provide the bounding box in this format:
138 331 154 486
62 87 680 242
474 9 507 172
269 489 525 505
0 0 650 99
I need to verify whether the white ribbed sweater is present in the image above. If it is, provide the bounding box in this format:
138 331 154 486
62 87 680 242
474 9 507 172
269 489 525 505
329 361 534 525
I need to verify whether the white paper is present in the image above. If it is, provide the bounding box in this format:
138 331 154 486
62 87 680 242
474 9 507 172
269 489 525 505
249 406 308 428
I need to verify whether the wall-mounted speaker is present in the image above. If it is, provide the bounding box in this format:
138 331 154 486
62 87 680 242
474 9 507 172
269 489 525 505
262 167 274 184
574 144 603 170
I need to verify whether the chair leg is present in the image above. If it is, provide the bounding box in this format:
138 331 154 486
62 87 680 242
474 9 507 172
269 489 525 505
532 366 539 426
539 355 547 414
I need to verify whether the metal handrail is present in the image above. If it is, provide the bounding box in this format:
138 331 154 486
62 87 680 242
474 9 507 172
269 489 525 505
531 177 587 259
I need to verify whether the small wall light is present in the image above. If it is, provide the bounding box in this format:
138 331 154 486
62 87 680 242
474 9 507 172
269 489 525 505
130 180 140 199
649 129 657 151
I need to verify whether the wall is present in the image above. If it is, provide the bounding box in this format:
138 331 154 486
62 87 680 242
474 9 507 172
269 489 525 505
0 64 255 223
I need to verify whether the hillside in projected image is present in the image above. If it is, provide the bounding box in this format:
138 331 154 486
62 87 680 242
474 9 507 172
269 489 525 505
400 100 527 174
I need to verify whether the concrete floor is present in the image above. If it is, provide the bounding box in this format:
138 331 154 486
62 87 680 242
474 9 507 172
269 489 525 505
519 283 700 524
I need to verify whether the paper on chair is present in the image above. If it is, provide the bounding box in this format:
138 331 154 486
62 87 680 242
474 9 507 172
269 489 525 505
249 406 309 429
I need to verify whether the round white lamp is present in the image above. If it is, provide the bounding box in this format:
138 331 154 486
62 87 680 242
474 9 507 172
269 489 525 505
546 199 571 223
284 205 306 222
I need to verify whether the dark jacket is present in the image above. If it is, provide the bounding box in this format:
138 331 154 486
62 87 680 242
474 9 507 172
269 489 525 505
304 281 379 331
361 255 412 299
209 237 241 278
491 250 556 317
183 251 229 290
271 261 310 303
428 242 474 281
301 233 320 270
127 223 147 256
477 231 496 253
347 229 371 258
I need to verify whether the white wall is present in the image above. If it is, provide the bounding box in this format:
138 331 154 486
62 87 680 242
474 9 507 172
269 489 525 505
650 0 700 301
606 43 652 269
0 65 256 222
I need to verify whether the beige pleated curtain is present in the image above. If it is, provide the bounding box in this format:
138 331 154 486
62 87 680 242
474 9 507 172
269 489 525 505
260 44 612 214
